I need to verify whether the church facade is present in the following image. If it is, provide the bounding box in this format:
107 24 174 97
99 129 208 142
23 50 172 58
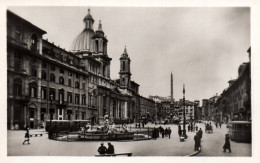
7 9 155 130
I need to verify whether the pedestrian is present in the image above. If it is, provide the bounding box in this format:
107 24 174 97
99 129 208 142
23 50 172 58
161 128 165 138
198 128 203 139
219 123 222 128
165 127 169 137
168 127 172 139
152 127 157 140
98 143 107 154
178 124 182 137
196 126 198 131
194 132 201 151
191 123 193 132
23 129 30 145
138 123 141 128
135 123 138 128
188 125 191 132
223 134 232 153
107 142 115 154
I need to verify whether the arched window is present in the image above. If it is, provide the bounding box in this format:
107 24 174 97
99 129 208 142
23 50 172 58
29 81 37 98
103 65 106 77
31 34 38 52
13 78 22 96
75 81 79 88
31 66 37 77
68 79 72 87
41 70 47 80
122 61 126 71
95 40 99 52
59 76 64 84
50 73 55 82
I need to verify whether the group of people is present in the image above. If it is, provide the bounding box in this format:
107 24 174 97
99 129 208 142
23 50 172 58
98 142 115 155
194 128 203 151
159 126 172 138
151 126 172 139
178 124 199 137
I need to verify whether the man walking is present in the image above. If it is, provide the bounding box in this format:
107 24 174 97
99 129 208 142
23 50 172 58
168 127 172 139
178 124 182 137
194 132 201 151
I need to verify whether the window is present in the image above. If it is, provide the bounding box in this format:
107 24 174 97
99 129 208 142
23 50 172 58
13 78 22 96
75 81 79 88
68 71 72 77
59 91 64 103
49 88 56 100
82 95 86 105
89 94 92 107
82 112 85 120
67 92 72 103
59 108 63 116
50 65 55 71
76 73 79 79
60 68 64 74
31 34 38 52
123 61 126 71
41 87 47 99
31 67 37 77
41 70 47 80
29 82 37 98
15 30 21 41
59 76 64 84
82 82 85 90
68 79 72 87
95 40 99 52
42 61 47 68
50 73 55 82
103 65 106 76
75 94 79 104
14 53 22 72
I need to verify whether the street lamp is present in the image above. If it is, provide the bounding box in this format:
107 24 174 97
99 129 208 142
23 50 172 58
50 94 53 123
48 94 53 139
183 84 187 139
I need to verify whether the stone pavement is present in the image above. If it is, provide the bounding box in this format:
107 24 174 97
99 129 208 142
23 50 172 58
8 124 197 156
196 123 251 156
7 122 251 156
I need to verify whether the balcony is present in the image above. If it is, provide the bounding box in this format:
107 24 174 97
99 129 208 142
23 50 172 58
54 100 68 107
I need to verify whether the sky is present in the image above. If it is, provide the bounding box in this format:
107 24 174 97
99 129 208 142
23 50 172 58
8 7 250 102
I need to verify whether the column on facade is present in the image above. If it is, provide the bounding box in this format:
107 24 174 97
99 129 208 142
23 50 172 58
124 101 127 118
23 105 27 129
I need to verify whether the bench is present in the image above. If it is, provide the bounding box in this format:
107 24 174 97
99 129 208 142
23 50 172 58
95 153 132 157
30 134 43 137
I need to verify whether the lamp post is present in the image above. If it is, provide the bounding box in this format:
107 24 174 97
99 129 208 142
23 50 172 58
183 84 187 139
50 94 53 124
48 94 53 139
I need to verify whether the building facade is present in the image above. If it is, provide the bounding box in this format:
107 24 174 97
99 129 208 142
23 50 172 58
210 48 251 123
7 10 155 130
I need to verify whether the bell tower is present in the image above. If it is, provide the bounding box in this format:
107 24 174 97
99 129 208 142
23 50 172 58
119 46 131 87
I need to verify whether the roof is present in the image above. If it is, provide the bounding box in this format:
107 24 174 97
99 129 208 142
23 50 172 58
229 121 251 124
7 10 46 35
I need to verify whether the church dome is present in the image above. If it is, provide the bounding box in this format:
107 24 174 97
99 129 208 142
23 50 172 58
70 9 95 52
70 29 94 52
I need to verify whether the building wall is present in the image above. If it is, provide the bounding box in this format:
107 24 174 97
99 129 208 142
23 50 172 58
7 10 156 129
